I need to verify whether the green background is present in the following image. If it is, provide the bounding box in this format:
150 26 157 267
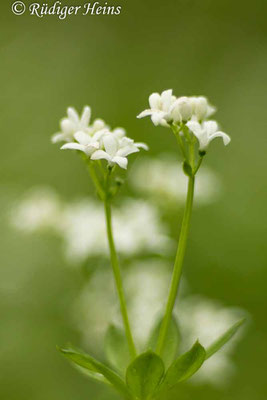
1 0 267 399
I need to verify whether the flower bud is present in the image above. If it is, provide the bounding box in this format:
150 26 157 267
190 96 209 121
171 96 193 122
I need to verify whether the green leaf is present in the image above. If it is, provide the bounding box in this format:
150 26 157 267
59 347 131 399
146 316 180 368
73 364 109 384
205 318 245 359
126 351 164 400
183 161 193 177
105 324 131 374
160 341 206 391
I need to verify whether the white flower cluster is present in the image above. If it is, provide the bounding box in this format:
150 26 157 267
9 187 62 233
60 198 171 262
10 187 171 263
52 106 148 169
177 295 246 387
130 156 221 205
137 89 230 151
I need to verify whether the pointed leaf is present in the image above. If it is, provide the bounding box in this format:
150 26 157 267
147 316 180 368
59 347 131 399
205 318 245 359
160 341 206 391
105 324 131 374
126 351 164 400
74 365 109 384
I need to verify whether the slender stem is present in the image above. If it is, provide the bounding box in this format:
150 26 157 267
172 124 187 160
156 175 195 355
104 199 137 359
194 155 204 174
88 162 105 200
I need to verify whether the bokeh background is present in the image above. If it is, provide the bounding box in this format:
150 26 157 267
1 0 267 399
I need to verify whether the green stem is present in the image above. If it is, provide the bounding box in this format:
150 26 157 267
104 199 137 360
88 162 105 200
172 124 187 160
156 175 195 355
194 155 204 174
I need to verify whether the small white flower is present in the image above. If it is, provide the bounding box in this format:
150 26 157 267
60 130 107 156
52 106 92 143
91 135 142 169
86 118 108 136
186 120 231 151
170 96 193 122
112 127 126 139
189 96 216 121
137 89 176 127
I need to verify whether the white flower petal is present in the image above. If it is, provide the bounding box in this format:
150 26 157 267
67 107 79 123
113 156 128 169
207 105 217 117
149 93 161 109
120 137 134 146
117 145 139 157
186 121 202 136
209 132 231 146
135 142 149 151
103 135 118 156
74 131 91 145
61 143 86 153
151 111 166 126
91 150 112 162
60 118 74 134
113 128 126 138
92 129 108 142
84 142 99 156
161 89 173 111
51 133 67 143
80 106 91 128
137 109 153 119
204 120 219 135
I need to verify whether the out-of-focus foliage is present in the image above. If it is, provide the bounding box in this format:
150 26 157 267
1 0 267 399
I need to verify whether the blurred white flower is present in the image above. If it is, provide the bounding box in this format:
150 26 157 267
187 120 231 151
72 268 119 349
177 295 245 387
60 198 171 262
124 261 172 346
130 156 221 205
58 200 106 261
11 188 171 262
137 89 176 127
112 199 171 256
10 187 61 233
72 260 172 351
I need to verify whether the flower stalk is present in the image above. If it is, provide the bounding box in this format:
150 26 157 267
104 196 137 360
156 173 195 355
89 163 137 360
